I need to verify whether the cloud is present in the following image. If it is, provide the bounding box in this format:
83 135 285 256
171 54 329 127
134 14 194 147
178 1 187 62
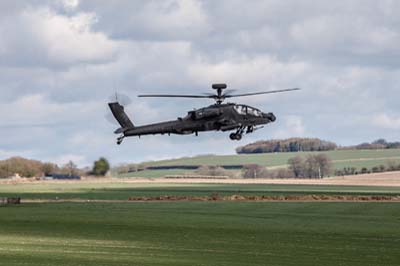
272 115 306 139
1 0 400 167
0 6 118 68
0 149 35 160
188 55 309 91
0 94 100 126
372 114 400 129
52 154 87 166
80 0 210 41
61 0 79 11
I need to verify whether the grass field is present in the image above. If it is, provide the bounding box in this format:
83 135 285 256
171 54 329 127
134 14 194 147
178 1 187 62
1 182 400 200
118 149 400 178
1 182 399 266
139 149 400 167
1 202 399 266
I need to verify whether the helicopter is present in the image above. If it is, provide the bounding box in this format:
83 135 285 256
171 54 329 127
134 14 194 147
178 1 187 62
108 84 300 145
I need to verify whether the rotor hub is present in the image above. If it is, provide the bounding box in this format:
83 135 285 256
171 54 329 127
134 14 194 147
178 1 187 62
212 83 227 90
211 84 227 104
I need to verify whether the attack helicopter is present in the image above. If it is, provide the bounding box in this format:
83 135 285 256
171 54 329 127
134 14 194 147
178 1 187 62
108 84 299 145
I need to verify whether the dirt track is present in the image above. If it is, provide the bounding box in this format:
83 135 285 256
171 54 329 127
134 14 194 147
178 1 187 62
106 171 400 187
2 171 400 187
142 171 400 187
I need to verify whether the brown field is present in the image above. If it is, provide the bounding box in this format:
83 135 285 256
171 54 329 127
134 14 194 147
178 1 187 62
1 171 400 187
20 194 400 203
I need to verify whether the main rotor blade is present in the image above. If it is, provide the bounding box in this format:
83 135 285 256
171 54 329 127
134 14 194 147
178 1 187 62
224 88 301 98
222 89 237 96
138 94 214 99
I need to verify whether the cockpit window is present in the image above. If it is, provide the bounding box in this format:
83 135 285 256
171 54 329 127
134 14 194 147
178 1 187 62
234 105 247 115
234 105 262 116
247 107 262 117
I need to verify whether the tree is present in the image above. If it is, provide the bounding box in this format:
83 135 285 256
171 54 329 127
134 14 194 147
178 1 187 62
243 164 268 178
314 154 332 178
372 139 387 146
61 161 78 176
196 165 228 177
42 163 58 176
288 154 332 179
288 156 304 178
236 138 337 154
303 155 319 178
92 157 110 176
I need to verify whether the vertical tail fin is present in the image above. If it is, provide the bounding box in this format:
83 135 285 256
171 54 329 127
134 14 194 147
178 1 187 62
108 102 134 132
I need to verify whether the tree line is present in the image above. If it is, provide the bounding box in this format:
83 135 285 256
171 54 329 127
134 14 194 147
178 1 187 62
194 154 333 179
236 138 400 154
236 138 337 154
342 139 400 150
334 160 400 176
242 154 332 179
0 157 110 178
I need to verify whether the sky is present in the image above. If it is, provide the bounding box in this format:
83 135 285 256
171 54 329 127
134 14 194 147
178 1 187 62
0 0 399 167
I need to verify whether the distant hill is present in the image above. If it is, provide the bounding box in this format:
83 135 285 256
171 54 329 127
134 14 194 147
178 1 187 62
114 149 400 178
236 138 400 154
344 139 400 150
236 138 337 154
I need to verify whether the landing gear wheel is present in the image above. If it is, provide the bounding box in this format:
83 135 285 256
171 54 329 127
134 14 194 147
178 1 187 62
117 136 125 145
229 133 242 141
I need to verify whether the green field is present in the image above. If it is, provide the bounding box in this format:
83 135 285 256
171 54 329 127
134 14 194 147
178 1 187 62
1 182 400 200
1 182 400 266
118 149 400 178
1 201 400 266
139 149 400 167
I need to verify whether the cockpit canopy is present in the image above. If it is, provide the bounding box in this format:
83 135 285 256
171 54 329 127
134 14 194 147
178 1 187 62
233 105 263 117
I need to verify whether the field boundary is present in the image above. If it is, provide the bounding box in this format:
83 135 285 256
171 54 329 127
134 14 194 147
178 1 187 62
1 171 400 187
19 194 400 203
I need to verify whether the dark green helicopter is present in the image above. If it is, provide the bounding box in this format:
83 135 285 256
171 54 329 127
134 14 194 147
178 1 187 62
108 84 299 145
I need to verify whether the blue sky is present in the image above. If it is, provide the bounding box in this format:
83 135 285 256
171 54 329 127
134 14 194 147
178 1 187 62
1 0 399 166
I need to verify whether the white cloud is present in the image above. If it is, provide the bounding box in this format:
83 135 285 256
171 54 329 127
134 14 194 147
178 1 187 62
272 115 306 139
188 55 309 91
52 154 87 166
1 0 400 167
84 0 210 40
0 6 118 67
142 0 210 37
0 94 100 125
0 149 35 160
61 0 79 11
372 114 400 129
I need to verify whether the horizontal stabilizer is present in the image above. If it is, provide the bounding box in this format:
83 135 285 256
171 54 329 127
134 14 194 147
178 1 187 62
114 127 125 134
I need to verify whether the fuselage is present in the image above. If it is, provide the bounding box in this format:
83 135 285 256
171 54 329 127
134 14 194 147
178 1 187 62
124 103 275 137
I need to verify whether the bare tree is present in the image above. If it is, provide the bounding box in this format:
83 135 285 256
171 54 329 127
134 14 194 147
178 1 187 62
62 161 78 176
288 156 304 178
314 154 332 178
243 164 268 178
41 163 58 176
196 165 229 177
301 154 332 178
303 155 319 178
